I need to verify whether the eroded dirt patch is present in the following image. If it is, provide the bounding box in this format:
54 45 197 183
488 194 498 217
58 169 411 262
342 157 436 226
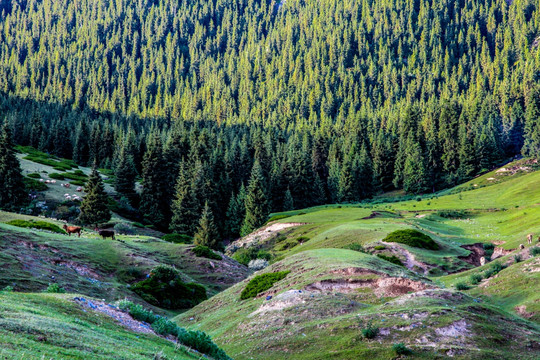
491 246 513 260
458 243 485 266
52 260 101 279
226 222 306 251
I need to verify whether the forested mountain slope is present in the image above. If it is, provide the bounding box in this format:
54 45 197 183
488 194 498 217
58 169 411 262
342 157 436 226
0 0 539 236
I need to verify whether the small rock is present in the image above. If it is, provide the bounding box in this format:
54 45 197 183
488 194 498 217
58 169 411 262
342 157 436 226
265 295 272 301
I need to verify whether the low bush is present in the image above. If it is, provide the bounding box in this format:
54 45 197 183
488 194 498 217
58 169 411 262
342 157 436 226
27 172 41 179
530 247 540 257
117 300 231 360
192 245 222 260
46 283 66 293
6 219 65 234
392 343 412 356
436 210 469 219
162 233 193 244
455 282 470 291
361 321 379 339
2 285 14 292
273 233 287 243
233 247 272 265
69 180 86 186
116 266 146 283
484 262 505 279
377 254 404 266
469 274 483 285
346 243 366 253
113 222 136 235
483 243 495 257
276 240 297 251
131 265 207 309
382 229 439 250
23 177 48 191
514 254 522 263
374 245 386 250
295 236 310 243
49 173 65 180
240 271 290 300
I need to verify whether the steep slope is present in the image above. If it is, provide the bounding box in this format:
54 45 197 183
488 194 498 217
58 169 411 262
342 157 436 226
0 292 200 360
175 249 540 359
0 212 248 308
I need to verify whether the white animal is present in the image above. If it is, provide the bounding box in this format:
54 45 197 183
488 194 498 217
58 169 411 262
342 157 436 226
39 179 44 182
76 186 83 192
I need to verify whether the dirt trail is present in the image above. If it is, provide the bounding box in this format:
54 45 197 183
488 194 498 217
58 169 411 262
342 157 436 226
226 222 306 251
380 242 431 274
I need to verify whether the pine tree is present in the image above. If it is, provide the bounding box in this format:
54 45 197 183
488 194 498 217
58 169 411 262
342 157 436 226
522 88 540 158
225 185 246 239
139 134 168 228
114 145 138 205
193 201 220 249
0 122 27 211
283 187 294 211
402 134 429 194
170 162 199 235
241 161 268 236
78 166 111 225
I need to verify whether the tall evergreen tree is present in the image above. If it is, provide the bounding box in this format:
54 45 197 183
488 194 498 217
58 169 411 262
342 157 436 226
193 201 220 249
225 185 246 239
78 166 111 226
241 161 268 236
140 134 168 228
114 144 138 205
0 122 26 211
170 162 199 235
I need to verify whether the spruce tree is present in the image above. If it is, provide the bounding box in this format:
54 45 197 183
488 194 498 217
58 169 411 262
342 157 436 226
0 122 27 211
140 134 168 228
170 162 199 235
114 145 137 205
225 185 246 239
283 187 294 211
78 166 111 226
193 202 220 249
522 88 540 158
241 161 268 236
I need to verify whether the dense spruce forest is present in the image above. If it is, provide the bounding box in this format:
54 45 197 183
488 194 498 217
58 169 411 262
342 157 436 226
0 0 539 238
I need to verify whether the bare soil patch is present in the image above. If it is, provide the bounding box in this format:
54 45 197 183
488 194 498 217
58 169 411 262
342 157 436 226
52 259 101 279
458 243 485 266
226 222 306 251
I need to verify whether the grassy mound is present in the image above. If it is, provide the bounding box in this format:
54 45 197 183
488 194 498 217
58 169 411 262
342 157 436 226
6 219 65 234
131 265 207 309
240 271 290 300
383 229 439 250
192 245 222 260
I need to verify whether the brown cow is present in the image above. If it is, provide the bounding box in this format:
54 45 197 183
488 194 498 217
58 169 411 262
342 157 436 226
95 228 115 240
527 233 533 245
63 225 82 237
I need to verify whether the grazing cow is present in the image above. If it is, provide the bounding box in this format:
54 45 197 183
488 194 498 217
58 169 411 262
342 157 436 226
76 186 83 192
63 225 82 237
65 183 71 188
527 233 533 244
479 257 486 266
519 244 525 250
95 228 115 240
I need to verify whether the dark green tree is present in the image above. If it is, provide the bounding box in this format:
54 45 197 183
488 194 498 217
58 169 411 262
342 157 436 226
114 145 138 205
193 201 220 249
78 166 111 226
140 135 168 228
241 161 268 236
0 122 27 211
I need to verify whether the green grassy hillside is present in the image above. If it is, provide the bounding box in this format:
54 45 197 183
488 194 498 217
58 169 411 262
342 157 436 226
0 291 199 360
0 211 248 309
182 160 540 359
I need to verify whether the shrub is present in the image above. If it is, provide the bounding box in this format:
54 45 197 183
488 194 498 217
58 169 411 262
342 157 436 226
162 233 193 244
273 234 287 243
469 274 483 285
276 240 297 251
240 271 290 300
117 266 146 283
530 247 540 257
383 229 439 250
377 254 404 266
295 236 310 243
46 283 66 293
23 177 48 191
1 285 14 292
436 210 468 219
374 245 386 250
131 265 207 309
6 219 65 234
117 300 231 360
49 173 65 180
248 259 269 271
514 254 522 263
69 180 86 186
346 243 366 253
361 321 379 339
114 222 136 235
455 282 470 291
27 173 41 179
192 245 222 260
393 343 412 355
233 247 272 265
483 243 495 257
